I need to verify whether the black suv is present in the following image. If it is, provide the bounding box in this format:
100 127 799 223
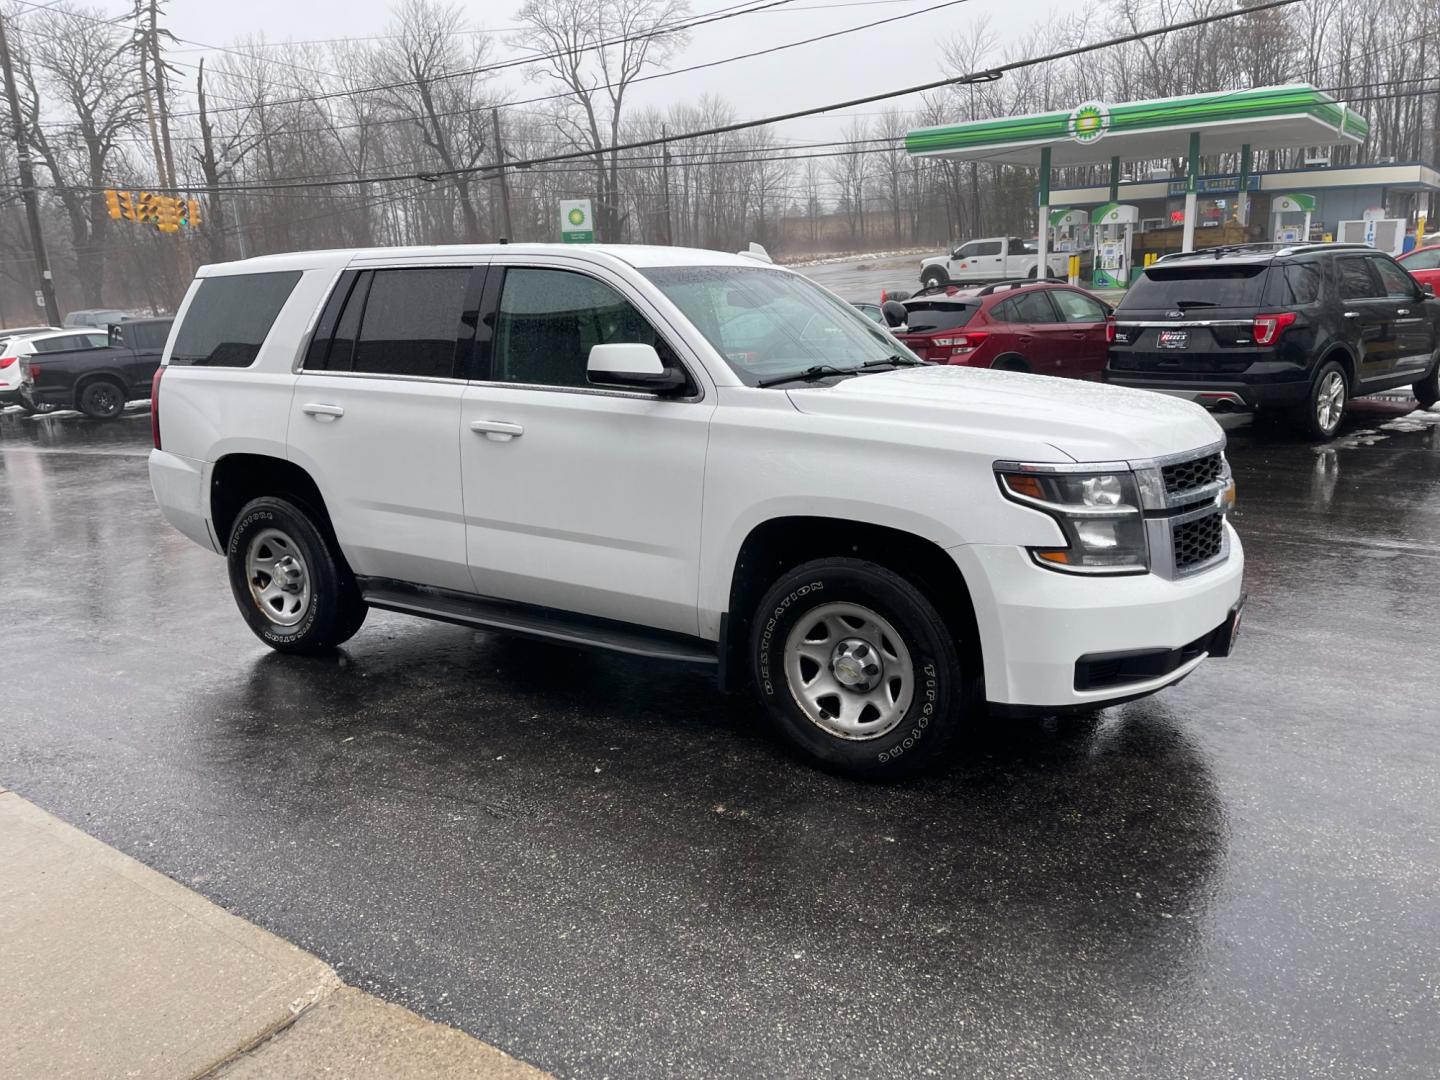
1105 243 1440 439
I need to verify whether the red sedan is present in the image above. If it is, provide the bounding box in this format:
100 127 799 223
1398 243 1440 293
887 280 1112 379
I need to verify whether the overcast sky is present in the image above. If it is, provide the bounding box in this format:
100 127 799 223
164 0 1068 142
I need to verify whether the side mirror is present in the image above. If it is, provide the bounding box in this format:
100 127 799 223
951 249 964 260
587 343 686 393
1424 283 1435 297
881 300 908 328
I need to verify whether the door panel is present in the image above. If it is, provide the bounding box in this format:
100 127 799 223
1047 289 1110 379
1369 255 1434 375
460 265 713 635
288 376 472 591
1336 256 1396 384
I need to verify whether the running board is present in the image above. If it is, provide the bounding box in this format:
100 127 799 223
357 579 719 667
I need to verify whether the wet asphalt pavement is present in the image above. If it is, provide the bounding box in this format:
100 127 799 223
2 397 1439 1079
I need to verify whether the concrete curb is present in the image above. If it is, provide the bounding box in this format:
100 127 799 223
0 789 549 1080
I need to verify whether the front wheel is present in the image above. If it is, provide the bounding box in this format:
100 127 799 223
226 496 368 654
920 268 948 289
1413 354 1440 408
77 379 125 420
1292 360 1348 440
750 558 969 779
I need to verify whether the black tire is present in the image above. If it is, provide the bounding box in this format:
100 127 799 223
226 496 368 654
1290 358 1348 440
750 558 970 779
77 379 125 420
921 268 948 289
1413 353 1440 409
990 355 1031 373
1026 265 1039 278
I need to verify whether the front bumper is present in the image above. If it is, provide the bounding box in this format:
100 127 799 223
952 526 1245 711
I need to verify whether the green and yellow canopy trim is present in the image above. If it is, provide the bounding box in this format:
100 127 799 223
906 85 1369 167
1271 193 1317 213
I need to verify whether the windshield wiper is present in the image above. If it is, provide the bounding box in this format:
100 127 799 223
864 354 924 368
755 364 858 388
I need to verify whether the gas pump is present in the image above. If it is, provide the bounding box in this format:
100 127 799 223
1271 193 1315 244
1049 209 1089 284
1091 202 1138 289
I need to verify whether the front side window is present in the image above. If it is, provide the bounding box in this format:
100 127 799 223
1368 255 1418 299
491 268 675 389
1052 290 1106 323
1401 248 1440 271
170 271 302 367
994 292 1056 323
1337 257 1381 301
642 265 916 386
972 241 1003 257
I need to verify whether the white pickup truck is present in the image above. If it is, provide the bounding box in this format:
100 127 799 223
149 243 1243 778
920 237 1063 288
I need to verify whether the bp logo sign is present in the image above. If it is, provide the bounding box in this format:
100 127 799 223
560 199 593 242
1067 101 1111 144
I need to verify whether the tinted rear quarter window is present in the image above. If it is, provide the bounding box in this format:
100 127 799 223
1336 257 1380 300
352 268 471 379
1282 263 1324 305
903 302 978 333
170 271 302 367
1123 265 1269 311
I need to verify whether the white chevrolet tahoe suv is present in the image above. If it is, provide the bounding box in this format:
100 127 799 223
149 244 1244 778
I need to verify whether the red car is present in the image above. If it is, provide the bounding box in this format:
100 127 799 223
888 280 1112 379
1398 243 1440 293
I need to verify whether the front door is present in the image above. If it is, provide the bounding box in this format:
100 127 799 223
1046 288 1110 379
459 263 713 636
286 264 481 594
1368 253 1436 378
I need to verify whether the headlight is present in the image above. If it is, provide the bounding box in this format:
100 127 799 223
996 466 1149 574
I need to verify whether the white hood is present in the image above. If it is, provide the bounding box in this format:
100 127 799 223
786 365 1223 462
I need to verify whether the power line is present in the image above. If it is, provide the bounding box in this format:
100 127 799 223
108 0 1302 196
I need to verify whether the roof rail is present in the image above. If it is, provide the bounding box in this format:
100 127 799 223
974 276 1067 295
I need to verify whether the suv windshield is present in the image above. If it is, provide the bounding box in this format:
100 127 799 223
903 302 979 333
641 265 916 385
1124 264 1270 310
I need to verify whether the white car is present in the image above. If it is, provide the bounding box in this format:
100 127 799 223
920 236 1063 288
148 244 1244 778
0 327 85 412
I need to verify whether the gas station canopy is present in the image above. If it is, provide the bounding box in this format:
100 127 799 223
905 85 1368 167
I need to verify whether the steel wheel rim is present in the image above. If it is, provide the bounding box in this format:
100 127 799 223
783 601 914 741
1316 371 1345 431
245 528 311 627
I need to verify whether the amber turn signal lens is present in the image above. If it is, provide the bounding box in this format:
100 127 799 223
1036 550 1071 565
1004 474 1045 500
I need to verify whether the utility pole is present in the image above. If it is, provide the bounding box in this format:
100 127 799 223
661 124 673 246
0 13 60 326
490 107 512 241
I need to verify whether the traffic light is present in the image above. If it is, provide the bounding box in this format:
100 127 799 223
104 189 121 219
117 191 134 221
157 196 180 233
187 199 201 228
135 192 155 224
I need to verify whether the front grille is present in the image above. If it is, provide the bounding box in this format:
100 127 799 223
1162 452 1224 498
1172 511 1224 571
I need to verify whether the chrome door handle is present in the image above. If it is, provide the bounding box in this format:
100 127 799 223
302 403 344 420
1397 308 1410 316
470 419 524 442
1342 311 1360 319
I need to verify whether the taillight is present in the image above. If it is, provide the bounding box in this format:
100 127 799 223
0 355 15 369
150 365 164 450
1105 317 1116 344
1253 312 1297 345
931 331 989 355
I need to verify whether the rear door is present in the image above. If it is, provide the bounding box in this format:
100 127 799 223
1334 255 1397 386
286 262 482 594
1047 288 1110 379
1368 254 1434 378
988 292 1056 370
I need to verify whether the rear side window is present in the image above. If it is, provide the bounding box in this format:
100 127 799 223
32 333 104 353
170 271 302 367
1336 257 1381 300
126 322 171 349
903 302 978 333
352 268 470 379
1282 264 1323 305
1369 256 1417 299
1123 265 1268 311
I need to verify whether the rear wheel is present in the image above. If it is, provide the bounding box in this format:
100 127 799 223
226 496 367 654
991 355 1030 373
1291 359 1348 440
1413 353 1440 408
750 558 970 779
77 379 125 420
